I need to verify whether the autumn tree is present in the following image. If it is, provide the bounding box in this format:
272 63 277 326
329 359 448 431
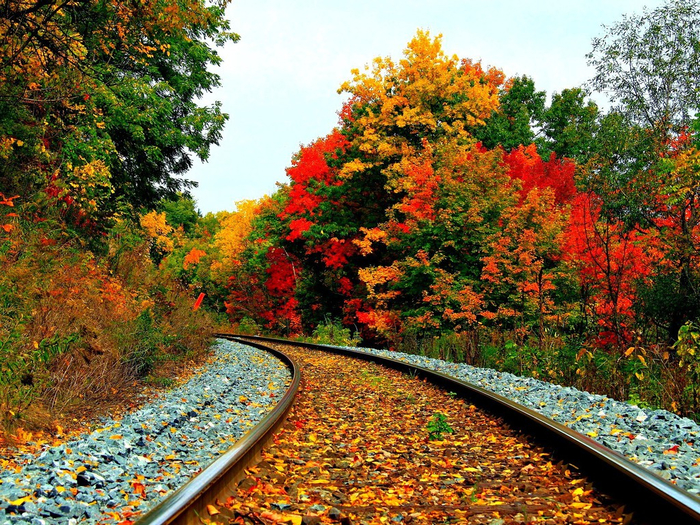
225 192 303 334
563 193 659 349
275 32 511 338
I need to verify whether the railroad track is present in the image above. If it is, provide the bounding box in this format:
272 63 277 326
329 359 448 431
135 335 700 524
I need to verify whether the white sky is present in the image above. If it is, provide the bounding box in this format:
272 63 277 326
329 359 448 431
187 0 666 214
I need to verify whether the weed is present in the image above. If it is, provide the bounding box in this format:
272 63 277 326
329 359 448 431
469 482 480 502
426 412 454 440
145 376 176 388
359 369 388 389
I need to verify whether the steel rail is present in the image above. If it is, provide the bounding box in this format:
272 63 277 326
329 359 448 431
134 340 300 525
229 333 700 524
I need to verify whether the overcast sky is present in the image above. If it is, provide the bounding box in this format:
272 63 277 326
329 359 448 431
187 0 666 215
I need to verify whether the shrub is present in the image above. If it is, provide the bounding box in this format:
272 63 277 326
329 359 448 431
310 318 361 347
0 212 215 438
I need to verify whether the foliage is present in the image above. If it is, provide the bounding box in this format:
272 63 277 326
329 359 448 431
218 21 696 367
583 1 700 341
0 207 214 436
260 31 581 345
426 412 454 441
224 193 303 334
538 88 600 162
0 0 237 225
587 0 700 133
157 7 700 424
475 75 546 151
309 318 361 347
562 192 658 349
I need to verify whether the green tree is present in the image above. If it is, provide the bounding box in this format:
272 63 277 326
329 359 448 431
539 88 600 162
159 195 200 234
0 0 237 221
585 0 700 341
587 0 700 135
475 75 546 151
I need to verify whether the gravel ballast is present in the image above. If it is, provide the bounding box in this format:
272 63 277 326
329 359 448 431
3 337 700 524
338 344 700 495
0 339 291 524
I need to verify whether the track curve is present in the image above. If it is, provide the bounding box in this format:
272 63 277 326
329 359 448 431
134 341 300 525
229 334 700 524
134 334 700 524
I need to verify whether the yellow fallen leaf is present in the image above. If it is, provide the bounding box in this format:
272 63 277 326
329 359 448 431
570 502 592 509
8 496 32 506
206 504 219 516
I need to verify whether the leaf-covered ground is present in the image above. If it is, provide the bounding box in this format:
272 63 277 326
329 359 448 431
208 344 636 524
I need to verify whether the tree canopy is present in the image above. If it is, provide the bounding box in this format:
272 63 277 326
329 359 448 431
587 0 700 134
0 0 237 223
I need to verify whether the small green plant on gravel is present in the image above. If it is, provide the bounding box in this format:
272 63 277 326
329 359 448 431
469 482 480 502
426 411 454 440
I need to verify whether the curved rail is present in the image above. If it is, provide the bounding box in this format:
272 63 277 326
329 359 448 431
134 340 300 525
229 334 700 524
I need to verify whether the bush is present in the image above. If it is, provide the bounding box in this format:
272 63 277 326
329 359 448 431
393 323 699 422
236 317 261 335
395 328 480 364
121 309 161 377
310 319 361 347
0 213 215 438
